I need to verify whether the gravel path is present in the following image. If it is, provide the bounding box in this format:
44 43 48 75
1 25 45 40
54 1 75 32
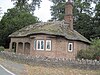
0 58 28 75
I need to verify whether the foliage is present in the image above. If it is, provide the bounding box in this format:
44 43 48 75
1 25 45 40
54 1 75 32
49 0 100 39
77 39 100 60
91 38 100 60
1 8 38 31
50 0 66 20
49 0 94 39
0 46 4 52
92 3 100 38
0 8 38 48
50 0 93 20
11 0 41 14
74 13 93 40
77 49 95 60
0 0 41 48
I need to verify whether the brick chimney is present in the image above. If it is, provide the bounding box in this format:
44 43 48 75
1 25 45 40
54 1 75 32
64 0 73 30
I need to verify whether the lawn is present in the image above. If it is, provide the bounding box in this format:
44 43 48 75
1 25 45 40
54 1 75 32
25 65 100 75
0 57 100 75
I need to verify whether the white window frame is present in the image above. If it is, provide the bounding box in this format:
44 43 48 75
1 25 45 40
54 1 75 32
46 40 51 51
68 43 73 52
37 40 44 50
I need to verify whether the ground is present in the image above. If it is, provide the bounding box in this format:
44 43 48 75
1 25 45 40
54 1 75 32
0 58 100 75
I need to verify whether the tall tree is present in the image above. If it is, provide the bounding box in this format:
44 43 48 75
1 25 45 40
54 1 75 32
11 0 41 14
0 8 38 48
50 0 93 20
49 0 96 39
74 13 94 39
0 0 41 48
50 0 66 20
92 2 100 38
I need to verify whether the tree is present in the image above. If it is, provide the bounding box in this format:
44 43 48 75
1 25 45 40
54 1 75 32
11 0 41 14
77 38 100 60
50 0 66 20
74 13 93 40
92 3 100 38
49 0 96 39
50 0 93 20
0 8 38 48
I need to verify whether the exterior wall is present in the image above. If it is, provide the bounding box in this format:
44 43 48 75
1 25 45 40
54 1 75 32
9 34 89 59
30 35 56 58
10 37 31 54
74 41 89 56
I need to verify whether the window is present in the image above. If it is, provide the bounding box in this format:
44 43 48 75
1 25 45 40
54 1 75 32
68 43 73 52
37 40 44 50
34 40 36 50
46 40 51 51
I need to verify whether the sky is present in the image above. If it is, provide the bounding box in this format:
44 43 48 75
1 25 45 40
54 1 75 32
0 0 95 22
0 0 53 22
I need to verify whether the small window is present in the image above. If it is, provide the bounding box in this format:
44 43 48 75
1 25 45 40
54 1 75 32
34 40 36 50
37 40 44 50
46 40 51 51
68 43 73 52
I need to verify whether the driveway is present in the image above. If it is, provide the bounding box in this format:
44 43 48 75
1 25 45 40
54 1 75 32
0 65 15 75
0 58 28 75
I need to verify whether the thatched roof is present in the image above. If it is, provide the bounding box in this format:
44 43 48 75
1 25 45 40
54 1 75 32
9 21 91 44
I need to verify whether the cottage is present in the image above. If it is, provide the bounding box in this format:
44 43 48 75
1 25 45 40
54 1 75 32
9 0 90 59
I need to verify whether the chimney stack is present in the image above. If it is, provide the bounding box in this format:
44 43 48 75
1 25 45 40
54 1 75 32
64 0 73 30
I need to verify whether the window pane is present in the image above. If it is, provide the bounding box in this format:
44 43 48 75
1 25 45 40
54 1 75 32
38 41 40 49
47 41 50 49
46 40 51 51
41 41 44 49
69 44 72 50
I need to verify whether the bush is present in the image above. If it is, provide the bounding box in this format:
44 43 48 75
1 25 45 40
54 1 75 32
0 46 4 52
77 38 100 60
77 49 95 60
91 38 100 60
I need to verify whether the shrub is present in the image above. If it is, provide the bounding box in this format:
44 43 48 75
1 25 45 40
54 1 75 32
77 38 100 60
91 38 100 60
0 46 4 52
77 49 95 60
94 52 100 60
